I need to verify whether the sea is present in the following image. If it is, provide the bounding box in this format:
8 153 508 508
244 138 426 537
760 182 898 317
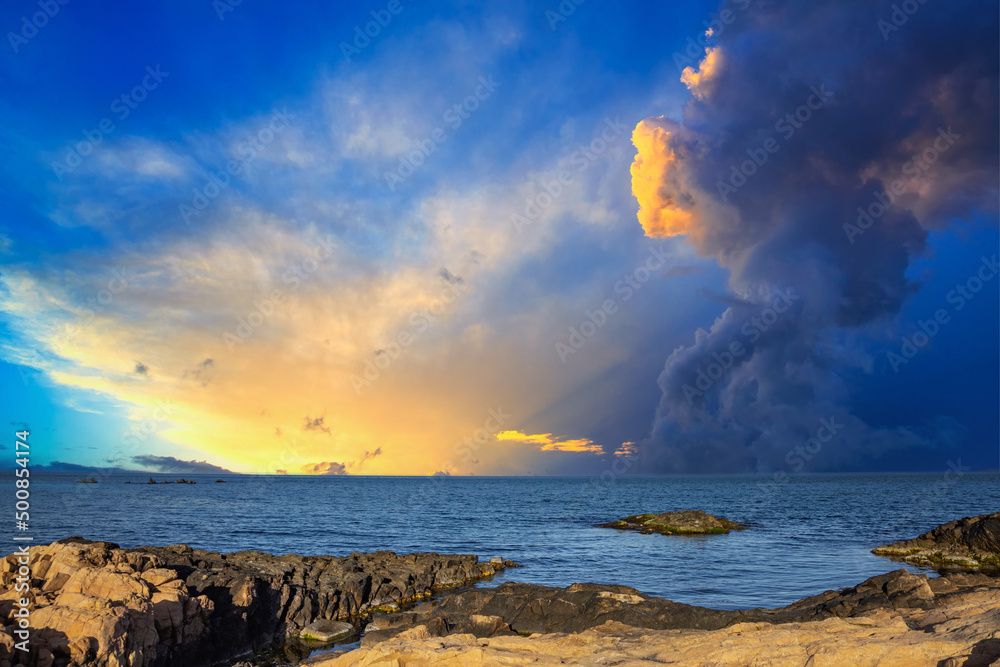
7 472 998 610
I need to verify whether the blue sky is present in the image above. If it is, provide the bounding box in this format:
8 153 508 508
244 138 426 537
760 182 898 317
0 0 996 475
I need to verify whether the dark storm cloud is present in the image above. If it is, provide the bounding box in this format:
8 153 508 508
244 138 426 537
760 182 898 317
183 358 215 386
357 447 382 464
438 268 464 284
635 0 998 472
131 455 234 474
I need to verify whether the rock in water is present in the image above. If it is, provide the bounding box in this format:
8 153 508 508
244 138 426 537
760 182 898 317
301 619 355 642
872 512 1000 570
599 509 747 535
0 538 513 666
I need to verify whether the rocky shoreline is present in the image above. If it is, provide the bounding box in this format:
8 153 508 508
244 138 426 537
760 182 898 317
0 513 997 666
0 538 516 666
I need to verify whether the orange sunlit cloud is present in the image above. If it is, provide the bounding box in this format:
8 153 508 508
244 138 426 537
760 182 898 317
680 47 722 99
495 430 604 454
630 118 701 239
613 441 638 457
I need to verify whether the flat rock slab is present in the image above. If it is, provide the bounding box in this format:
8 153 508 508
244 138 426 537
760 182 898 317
873 512 1000 571
318 601 1000 667
301 620 355 642
599 509 748 535
352 568 1000 651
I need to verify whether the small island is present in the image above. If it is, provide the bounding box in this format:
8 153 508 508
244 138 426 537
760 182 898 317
599 509 748 535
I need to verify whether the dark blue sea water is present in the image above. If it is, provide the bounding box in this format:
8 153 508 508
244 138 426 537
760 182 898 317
6 472 998 609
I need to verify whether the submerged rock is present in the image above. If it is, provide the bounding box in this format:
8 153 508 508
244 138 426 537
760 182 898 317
0 538 513 666
873 512 1000 571
301 620 355 642
599 509 748 535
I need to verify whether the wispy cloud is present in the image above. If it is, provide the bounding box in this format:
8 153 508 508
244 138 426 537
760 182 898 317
495 430 603 454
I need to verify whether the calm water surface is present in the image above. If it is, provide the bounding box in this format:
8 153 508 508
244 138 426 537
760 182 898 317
8 472 998 609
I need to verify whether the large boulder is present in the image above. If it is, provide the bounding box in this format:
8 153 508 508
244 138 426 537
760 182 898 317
873 512 1000 571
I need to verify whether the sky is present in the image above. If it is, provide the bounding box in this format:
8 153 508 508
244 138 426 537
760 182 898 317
0 0 997 476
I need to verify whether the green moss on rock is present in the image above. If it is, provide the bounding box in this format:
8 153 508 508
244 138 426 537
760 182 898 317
598 510 748 537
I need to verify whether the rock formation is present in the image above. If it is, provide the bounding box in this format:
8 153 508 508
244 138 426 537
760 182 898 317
873 512 1000 571
317 604 1000 666
347 568 997 645
3 525 998 667
0 538 513 666
599 509 747 535
316 569 1000 666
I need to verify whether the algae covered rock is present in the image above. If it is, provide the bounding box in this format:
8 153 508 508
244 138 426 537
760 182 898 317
599 509 748 535
872 512 1000 571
